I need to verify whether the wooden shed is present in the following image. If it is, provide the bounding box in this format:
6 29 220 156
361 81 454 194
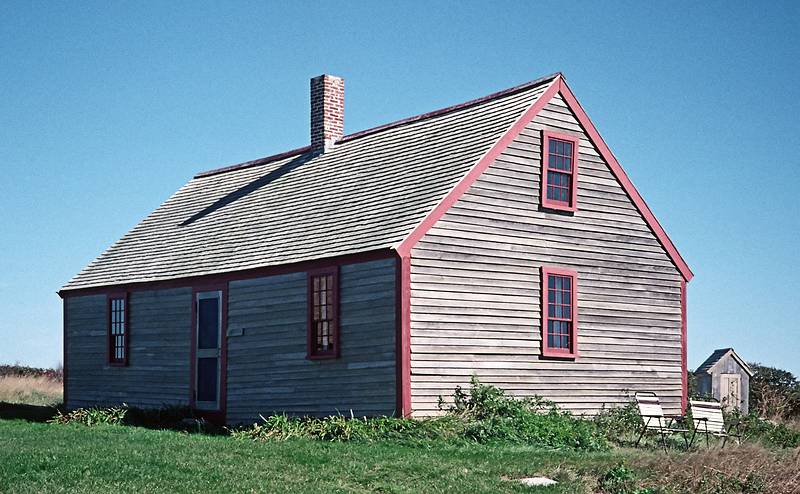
59 73 693 424
694 348 753 414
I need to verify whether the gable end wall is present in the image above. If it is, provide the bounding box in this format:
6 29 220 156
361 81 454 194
408 93 684 416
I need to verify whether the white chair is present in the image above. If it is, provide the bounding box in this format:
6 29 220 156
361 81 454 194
689 399 743 448
634 392 689 452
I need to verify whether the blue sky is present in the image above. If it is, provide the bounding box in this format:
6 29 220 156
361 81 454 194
1 1 798 374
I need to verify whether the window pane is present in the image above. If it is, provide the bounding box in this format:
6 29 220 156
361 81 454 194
197 357 218 402
198 298 219 349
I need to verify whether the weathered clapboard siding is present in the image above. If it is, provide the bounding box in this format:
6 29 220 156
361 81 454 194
65 288 192 409
225 258 396 423
409 93 684 416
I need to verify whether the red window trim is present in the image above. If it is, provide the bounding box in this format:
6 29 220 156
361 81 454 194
541 130 579 212
541 266 578 359
306 266 340 360
107 292 129 366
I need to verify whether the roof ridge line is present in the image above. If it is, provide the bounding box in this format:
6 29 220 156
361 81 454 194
193 72 561 179
339 72 561 144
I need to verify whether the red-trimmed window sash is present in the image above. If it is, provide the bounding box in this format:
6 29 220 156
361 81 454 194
541 130 579 212
541 267 578 358
307 267 340 359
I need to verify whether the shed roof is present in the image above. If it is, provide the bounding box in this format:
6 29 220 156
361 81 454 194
695 348 754 377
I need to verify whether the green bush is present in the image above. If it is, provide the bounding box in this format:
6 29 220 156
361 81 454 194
49 405 127 426
230 413 459 443
593 401 643 440
442 376 608 450
48 404 200 430
233 377 608 451
736 413 800 448
598 463 654 494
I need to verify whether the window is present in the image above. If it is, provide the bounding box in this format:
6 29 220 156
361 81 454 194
541 267 578 358
108 295 128 365
541 131 579 212
307 267 339 359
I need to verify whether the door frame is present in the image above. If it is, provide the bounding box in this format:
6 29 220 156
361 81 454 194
190 284 228 424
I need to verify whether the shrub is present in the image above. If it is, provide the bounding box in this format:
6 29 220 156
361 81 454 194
598 463 654 494
230 413 459 443
748 363 800 420
49 405 127 426
48 404 204 431
736 412 800 449
593 401 643 440
442 376 608 450
233 377 608 451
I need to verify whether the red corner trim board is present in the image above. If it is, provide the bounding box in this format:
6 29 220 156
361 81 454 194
395 75 693 283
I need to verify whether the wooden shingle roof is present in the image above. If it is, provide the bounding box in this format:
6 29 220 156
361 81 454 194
61 74 557 291
695 348 754 377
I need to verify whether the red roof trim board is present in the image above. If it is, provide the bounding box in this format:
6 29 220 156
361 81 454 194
58 249 394 298
339 73 561 144
394 78 563 257
195 145 312 179
395 254 412 417
681 280 688 414
557 78 693 282
395 75 693 282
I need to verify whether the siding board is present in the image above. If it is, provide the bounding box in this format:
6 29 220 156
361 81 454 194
65 289 192 409
225 258 396 423
409 94 683 416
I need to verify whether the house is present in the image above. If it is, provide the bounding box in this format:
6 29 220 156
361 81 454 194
59 72 693 424
695 348 752 413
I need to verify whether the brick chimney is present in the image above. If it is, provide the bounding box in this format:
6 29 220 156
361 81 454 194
310 74 344 152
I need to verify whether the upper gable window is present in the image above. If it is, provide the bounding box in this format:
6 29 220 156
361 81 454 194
307 267 339 359
541 131 579 212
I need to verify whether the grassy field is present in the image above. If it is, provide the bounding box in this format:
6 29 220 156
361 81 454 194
1 371 798 493
0 375 62 406
1 417 799 493
0 418 621 493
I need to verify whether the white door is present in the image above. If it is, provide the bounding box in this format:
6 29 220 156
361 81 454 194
195 291 222 410
720 373 741 411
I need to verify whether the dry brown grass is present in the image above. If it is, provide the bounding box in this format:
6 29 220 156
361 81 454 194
635 444 800 493
0 375 62 406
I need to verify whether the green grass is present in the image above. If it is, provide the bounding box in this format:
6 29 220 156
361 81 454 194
0 419 627 493
3 417 800 493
